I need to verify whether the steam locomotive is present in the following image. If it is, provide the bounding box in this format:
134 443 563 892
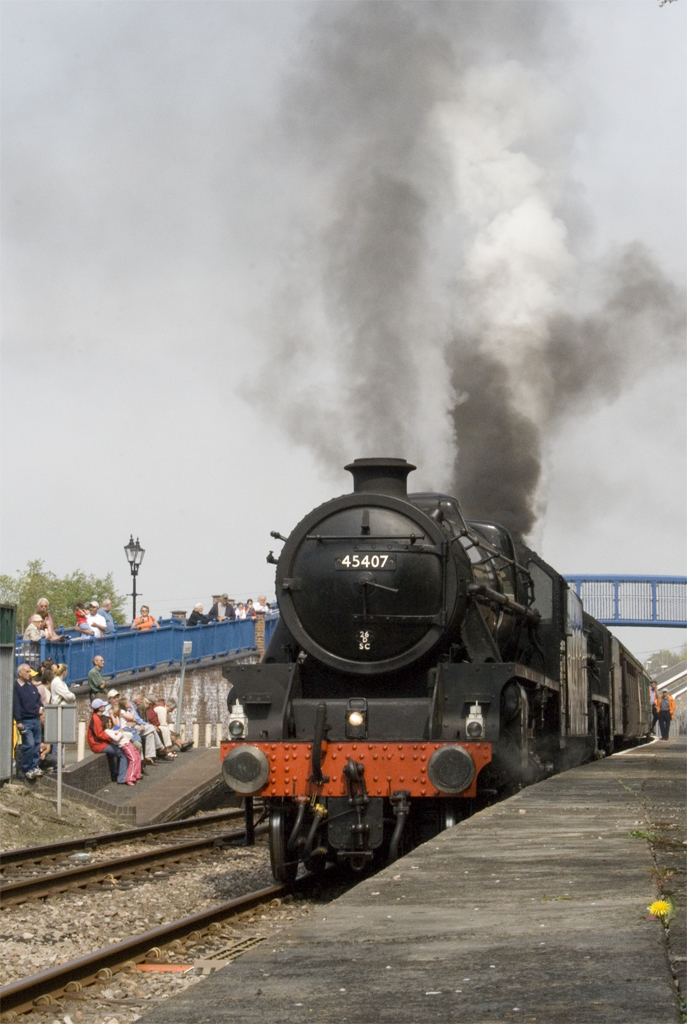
219 458 652 880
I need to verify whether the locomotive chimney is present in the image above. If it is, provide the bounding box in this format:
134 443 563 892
344 458 416 498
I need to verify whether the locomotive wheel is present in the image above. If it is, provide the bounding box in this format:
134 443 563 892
269 806 298 884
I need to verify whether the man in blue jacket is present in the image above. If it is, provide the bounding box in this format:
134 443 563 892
13 663 44 779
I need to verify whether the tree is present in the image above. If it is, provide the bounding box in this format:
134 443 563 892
0 560 126 633
644 647 687 677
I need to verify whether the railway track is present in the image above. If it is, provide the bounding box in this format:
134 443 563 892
0 879 292 1018
0 808 247 869
0 823 268 906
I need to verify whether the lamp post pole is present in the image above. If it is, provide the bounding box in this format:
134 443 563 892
124 535 145 622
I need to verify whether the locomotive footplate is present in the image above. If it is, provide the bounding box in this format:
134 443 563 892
219 740 491 798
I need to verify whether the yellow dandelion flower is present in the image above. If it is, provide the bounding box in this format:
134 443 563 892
648 900 671 917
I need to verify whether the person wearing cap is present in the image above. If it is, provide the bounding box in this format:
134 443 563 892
23 614 48 643
87 699 128 783
86 602 107 639
87 655 108 695
13 663 44 779
207 594 235 622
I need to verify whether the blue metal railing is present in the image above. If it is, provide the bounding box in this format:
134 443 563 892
16 612 280 684
565 576 687 627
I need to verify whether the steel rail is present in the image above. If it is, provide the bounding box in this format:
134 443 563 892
0 809 246 868
0 825 268 906
0 880 290 1016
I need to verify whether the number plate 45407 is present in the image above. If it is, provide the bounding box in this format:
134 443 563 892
336 554 396 570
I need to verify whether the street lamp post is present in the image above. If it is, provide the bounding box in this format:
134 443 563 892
124 535 145 621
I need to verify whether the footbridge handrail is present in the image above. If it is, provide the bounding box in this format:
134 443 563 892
15 613 280 684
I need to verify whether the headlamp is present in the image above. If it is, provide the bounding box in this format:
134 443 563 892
345 698 367 739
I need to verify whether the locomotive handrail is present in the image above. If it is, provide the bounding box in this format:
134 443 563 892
305 533 427 541
468 583 540 623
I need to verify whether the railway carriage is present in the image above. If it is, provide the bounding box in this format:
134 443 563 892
219 458 652 880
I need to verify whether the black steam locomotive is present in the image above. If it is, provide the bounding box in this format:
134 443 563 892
220 458 651 880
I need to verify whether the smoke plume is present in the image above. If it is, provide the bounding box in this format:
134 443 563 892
254 2 685 538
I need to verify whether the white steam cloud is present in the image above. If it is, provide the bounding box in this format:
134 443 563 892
251 3 685 537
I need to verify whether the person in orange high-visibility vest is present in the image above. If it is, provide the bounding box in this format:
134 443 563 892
655 690 676 740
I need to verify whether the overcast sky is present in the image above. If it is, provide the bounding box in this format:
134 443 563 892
1 0 685 660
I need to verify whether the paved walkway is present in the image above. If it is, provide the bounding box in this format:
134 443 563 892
140 739 685 1024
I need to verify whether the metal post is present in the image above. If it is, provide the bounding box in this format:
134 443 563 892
77 721 86 762
57 706 63 818
244 796 255 846
132 569 137 621
176 641 192 734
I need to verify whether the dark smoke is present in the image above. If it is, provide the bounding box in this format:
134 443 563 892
449 352 542 537
257 2 686 538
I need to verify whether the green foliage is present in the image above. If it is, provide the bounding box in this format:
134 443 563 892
0 560 126 633
644 647 687 676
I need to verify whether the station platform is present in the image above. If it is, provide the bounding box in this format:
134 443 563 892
140 738 685 1024
39 747 226 825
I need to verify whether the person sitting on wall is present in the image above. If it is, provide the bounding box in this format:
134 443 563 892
100 713 142 786
132 605 158 631
207 594 235 622
86 698 129 784
188 603 208 627
154 697 192 752
106 690 145 763
130 692 173 762
145 698 176 757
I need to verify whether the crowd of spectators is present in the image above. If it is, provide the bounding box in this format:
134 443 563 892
13 590 270 788
187 594 271 626
86 682 192 785
12 655 77 780
13 628 193 785
21 593 272 644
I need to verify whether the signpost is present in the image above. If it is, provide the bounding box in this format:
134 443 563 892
176 641 192 734
44 705 77 817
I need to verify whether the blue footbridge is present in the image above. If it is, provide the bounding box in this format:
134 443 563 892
15 613 280 685
564 575 687 628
